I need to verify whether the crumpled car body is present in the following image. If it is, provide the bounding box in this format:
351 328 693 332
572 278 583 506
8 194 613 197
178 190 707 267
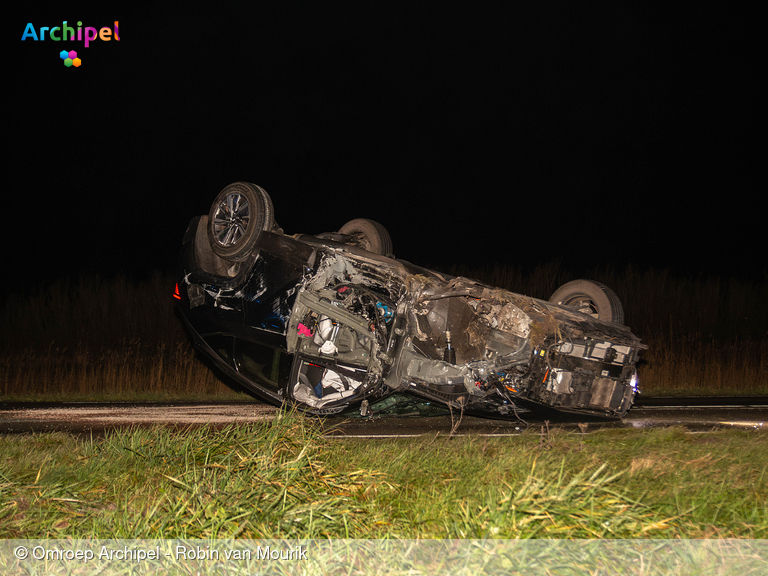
175 184 646 419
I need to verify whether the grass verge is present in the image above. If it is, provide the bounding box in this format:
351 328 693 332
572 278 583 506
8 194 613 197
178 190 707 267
1 413 766 539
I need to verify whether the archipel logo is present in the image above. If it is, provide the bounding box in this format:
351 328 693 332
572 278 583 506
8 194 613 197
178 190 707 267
21 21 120 68
60 50 81 67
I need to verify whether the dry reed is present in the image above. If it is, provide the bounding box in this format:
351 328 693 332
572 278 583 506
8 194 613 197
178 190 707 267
1 264 766 398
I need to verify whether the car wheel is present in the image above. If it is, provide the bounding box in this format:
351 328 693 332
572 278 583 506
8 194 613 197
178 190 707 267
208 182 275 262
549 279 624 324
338 218 393 256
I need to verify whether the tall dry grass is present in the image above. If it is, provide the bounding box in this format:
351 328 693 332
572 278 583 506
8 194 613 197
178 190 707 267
0 272 236 399
1 264 766 398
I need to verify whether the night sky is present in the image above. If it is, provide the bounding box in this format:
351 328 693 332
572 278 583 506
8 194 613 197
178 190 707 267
8 4 762 288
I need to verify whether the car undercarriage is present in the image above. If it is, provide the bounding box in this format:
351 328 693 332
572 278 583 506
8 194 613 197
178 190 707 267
175 182 646 420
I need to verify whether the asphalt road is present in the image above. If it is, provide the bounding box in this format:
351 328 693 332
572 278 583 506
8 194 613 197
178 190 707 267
1 398 766 436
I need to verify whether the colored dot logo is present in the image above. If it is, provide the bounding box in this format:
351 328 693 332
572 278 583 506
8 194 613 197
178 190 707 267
59 50 81 67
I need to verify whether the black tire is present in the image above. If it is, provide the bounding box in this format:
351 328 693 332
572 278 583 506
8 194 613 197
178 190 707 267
338 218 393 256
549 279 624 324
207 182 275 262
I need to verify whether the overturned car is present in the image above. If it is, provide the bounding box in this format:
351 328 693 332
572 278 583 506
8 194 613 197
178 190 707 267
175 182 646 419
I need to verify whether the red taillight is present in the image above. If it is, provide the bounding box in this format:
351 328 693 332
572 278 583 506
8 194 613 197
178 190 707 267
172 283 182 300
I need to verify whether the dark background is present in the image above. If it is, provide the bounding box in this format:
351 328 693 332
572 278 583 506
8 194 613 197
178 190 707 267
7 3 762 289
